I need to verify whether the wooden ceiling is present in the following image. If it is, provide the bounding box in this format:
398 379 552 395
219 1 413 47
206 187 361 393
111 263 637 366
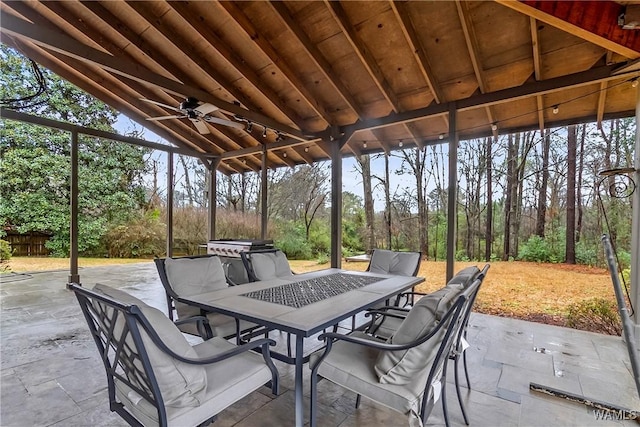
1 1 639 174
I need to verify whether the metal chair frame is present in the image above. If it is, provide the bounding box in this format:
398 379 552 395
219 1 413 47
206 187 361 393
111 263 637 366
70 284 279 427
310 292 468 427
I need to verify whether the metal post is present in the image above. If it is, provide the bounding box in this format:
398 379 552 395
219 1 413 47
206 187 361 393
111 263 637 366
446 103 458 282
166 151 174 257
632 85 640 345
330 140 342 268
261 143 268 240
208 158 220 240
67 130 80 287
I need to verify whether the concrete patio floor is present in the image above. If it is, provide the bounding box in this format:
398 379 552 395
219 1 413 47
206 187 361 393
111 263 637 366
1 262 638 426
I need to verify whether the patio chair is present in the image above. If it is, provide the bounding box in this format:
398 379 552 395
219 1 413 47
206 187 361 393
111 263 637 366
364 264 490 425
154 254 259 343
350 249 422 330
240 248 295 282
240 248 295 356
70 283 279 427
309 282 472 427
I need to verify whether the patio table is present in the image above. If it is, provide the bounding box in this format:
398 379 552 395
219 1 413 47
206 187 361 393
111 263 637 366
180 268 424 427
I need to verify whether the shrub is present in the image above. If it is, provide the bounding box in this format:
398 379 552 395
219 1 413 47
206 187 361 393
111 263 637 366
103 210 165 258
566 298 622 335
0 239 11 272
316 252 330 265
519 235 558 263
575 241 597 265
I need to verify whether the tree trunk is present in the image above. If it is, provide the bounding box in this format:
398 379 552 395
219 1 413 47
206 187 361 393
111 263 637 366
384 152 392 249
485 136 493 261
503 134 515 260
566 125 577 264
536 129 550 237
357 154 376 253
576 124 586 243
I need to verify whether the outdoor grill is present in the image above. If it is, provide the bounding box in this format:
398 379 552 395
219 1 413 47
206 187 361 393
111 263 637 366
207 239 273 284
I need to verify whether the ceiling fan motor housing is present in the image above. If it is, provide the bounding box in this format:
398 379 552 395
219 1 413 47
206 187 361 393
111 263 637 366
180 97 200 111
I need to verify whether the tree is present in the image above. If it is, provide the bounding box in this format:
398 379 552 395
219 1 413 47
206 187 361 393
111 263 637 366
565 125 577 264
355 154 375 253
0 46 149 256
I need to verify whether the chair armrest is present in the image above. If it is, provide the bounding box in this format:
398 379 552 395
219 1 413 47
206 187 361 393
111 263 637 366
174 315 213 340
133 305 277 365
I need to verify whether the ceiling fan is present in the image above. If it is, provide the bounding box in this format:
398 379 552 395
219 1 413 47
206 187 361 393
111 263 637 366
141 96 244 134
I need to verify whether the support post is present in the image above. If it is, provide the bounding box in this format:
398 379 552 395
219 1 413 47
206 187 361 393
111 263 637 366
67 130 80 287
446 103 458 282
330 140 342 268
166 151 174 257
261 143 268 240
208 158 220 240
632 85 640 346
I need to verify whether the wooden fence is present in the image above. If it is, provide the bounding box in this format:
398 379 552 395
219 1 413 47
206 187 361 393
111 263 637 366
5 231 51 256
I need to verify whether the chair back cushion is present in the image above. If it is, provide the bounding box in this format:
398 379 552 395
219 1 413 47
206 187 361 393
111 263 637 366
164 256 228 317
368 249 421 276
92 284 207 408
446 265 481 289
249 251 293 281
374 285 460 384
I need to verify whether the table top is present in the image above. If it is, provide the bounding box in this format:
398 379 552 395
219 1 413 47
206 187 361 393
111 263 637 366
181 268 424 337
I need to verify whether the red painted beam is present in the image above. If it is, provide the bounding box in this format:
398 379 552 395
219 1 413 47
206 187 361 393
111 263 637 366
522 1 640 54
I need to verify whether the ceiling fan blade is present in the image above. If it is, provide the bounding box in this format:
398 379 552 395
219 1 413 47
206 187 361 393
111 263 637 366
140 98 182 113
147 115 185 121
202 116 245 130
194 103 219 115
190 118 210 134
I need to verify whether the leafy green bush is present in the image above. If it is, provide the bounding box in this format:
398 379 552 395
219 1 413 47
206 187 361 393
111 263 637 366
566 298 621 335
455 249 470 262
575 241 597 265
518 235 559 263
0 239 12 261
316 252 330 265
0 239 11 272
274 225 313 260
616 250 631 270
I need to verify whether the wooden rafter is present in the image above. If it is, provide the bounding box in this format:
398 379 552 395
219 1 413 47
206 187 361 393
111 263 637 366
530 17 545 131
326 1 428 149
0 11 309 141
164 2 307 129
217 1 332 125
269 1 365 118
390 1 444 104
292 145 314 165
455 0 497 136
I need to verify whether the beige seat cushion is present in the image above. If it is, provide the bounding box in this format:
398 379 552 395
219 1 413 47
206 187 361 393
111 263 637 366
249 251 293 281
374 286 460 385
92 284 207 408
116 337 274 426
311 331 425 417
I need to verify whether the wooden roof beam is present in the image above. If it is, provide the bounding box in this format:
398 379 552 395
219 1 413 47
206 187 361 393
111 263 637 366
120 2 304 129
269 1 366 118
390 1 444 104
343 63 635 134
455 0 498 137
530 17 545 132
0 10 310 141
291 146 314 165
39 1 266 169
325 1 424 149
497 0 640 60
217 1 333 125
163 2 307 129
